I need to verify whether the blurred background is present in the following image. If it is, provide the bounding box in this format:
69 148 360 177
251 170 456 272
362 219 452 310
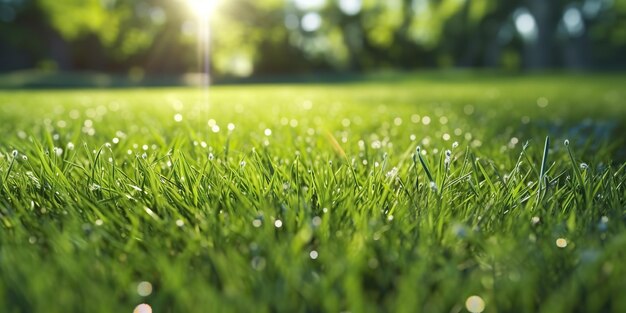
1 0 625 81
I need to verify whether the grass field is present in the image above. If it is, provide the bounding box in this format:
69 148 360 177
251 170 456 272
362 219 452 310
1 73 625 312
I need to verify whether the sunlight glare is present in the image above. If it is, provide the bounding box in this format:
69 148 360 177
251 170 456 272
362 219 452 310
187 0 219 19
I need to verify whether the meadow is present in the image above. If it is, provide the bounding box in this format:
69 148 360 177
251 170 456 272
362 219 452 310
0 73 625 312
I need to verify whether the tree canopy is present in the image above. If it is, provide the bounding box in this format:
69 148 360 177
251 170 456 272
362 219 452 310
0 0 624 75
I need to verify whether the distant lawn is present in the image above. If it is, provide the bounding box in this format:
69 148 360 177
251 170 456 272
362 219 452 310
0 73 625 312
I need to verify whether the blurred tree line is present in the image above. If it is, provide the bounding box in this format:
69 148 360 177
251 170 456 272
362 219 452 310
1 0 625 77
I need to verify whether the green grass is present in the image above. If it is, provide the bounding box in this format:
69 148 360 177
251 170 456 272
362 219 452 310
0 73 625 313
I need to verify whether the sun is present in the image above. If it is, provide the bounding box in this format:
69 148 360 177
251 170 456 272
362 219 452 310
186 0 220 20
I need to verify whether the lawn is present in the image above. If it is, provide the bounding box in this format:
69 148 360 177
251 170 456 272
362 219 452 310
0 73 625 313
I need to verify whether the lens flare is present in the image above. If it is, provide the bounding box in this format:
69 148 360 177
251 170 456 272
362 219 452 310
186 0 219 19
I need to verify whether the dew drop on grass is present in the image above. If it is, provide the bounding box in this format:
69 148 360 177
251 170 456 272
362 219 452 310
531 216 540 226
264 128 272 136
133 303 152 313
556 238 568 248
309 250 319 260
95 219 103 226
137 281 153 297
175 219 184 227
465 295 485 313
174 114 183 122
386 167 398 179
252 219 262 228
274 220 283 228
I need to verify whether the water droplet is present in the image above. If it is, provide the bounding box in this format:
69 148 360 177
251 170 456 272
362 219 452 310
309 250 319 260
133 303 152 313
531 216 540 226
465 295 485 313
274 219 283 228
137 281 153 297
556 238 568 248
174 114 183 122
386 167 398 179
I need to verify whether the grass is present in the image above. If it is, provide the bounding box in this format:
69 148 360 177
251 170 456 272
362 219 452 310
0 73 625 312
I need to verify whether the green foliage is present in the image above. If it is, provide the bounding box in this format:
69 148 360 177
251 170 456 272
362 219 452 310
39 0 119 42
0 73 626 312
2 0 625 73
